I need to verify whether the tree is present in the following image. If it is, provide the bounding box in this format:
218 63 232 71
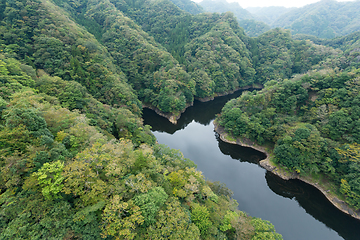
33 160 64 200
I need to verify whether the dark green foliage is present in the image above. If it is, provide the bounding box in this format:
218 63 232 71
251 28 337 84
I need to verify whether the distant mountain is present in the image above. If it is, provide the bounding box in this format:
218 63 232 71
168 0 204 14
200 0 360 39
198 0 271 36
199 0 253 20
273 0 360 38
246 6 295 25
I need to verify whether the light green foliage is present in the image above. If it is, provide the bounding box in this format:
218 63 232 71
251 218 283 240
220 210 239 232
33 160 64 200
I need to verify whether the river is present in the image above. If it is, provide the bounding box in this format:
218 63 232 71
142 90 360 240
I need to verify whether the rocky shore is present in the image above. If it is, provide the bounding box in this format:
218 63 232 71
214 121 360 220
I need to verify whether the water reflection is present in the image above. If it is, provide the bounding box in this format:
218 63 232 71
217 134 360 240
143 90 245 133
216 133 265 164
143 90 360 240
266 172 360 240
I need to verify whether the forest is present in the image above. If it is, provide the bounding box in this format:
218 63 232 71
2 0 360 238
217 32 360 211
0 0 286 239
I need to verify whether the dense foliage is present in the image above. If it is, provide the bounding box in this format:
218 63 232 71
0 0 141 114
0 54 282 239
116 0 256 96
250 28 340 84
0 0 285 238
217 67 360 210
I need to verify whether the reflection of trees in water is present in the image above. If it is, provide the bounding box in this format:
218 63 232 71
142 90 245 134
266 171 360 240
216 133 265 164
217 133 360 240
143 89 360 240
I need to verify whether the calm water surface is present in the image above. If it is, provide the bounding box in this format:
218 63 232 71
143 91 360 240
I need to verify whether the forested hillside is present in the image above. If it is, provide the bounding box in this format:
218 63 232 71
217 29 360 213
0 0 285 239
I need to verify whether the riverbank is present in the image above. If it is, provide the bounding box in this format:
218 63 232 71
142 101 194 124
213 121 360 221
143 84 263 124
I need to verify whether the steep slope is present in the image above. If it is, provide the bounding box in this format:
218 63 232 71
52 0 196 117
110 0 256 99
0 0 141 113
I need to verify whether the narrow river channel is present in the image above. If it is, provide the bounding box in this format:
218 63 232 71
142 90 360 240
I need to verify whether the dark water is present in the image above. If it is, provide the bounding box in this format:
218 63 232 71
142 91 360 240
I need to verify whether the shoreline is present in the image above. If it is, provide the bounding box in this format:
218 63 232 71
142 102 193 124
213 121 360 221
143 84 263 124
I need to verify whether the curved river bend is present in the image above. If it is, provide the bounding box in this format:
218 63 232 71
142 90 360 240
